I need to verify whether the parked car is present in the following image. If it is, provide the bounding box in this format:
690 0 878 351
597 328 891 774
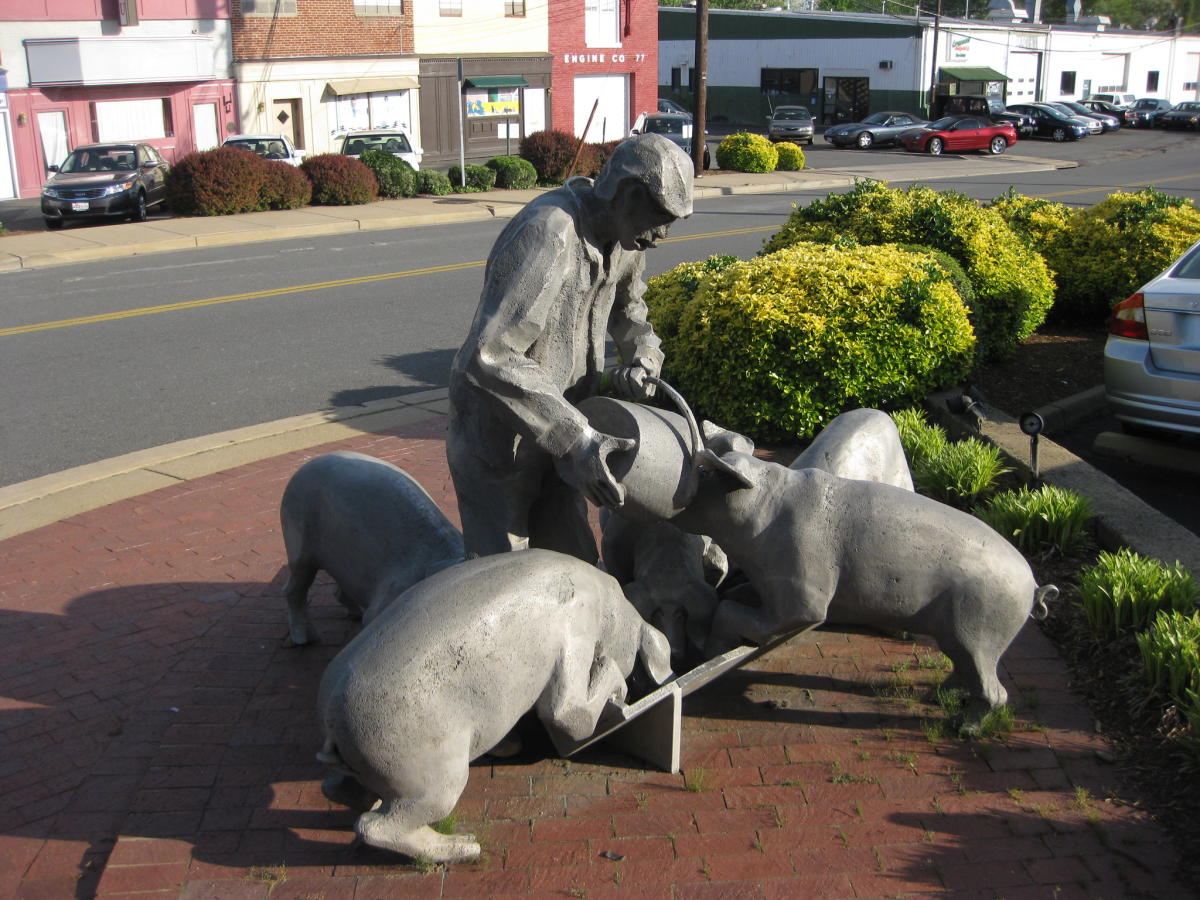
1090 91 1137 108
337 130 421 168
932 94 1034 136
1007 103 1091 141
40 142 170 229
823 111 927 149
1056 100 1121 132
1104 237 1200 437
1080 98 1136 127
1155 101 1200 130
1043 102 1104 135
657 98 691 117
1124 97 1173 127
630 112 710 168
222 133 306 166
765 105 815 145
898 115 1017 155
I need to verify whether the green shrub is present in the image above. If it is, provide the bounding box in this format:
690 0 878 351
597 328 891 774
1137 611 1200 716
986 188 1072 256
1040 188 1200 324
520 129 586 183
166 146 267 216
259 160 312 210
449 163 498 192
1078 548 1200 637
359 149 416 199
715 132 778 173
911 438 1010 510
486 155 538 189
773 141 805 171
415 169 453 196
300 153 378 205
645 242 975 441
762 181 1055 362
975 484 1093 556
890 408 949 468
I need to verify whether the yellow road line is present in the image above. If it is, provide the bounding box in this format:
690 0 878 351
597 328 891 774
1032 171 1200 200
1 226 781 338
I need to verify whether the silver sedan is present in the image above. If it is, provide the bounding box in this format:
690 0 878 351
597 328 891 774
1105 239 1200 436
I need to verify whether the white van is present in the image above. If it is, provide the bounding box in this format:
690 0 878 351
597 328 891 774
1090 92 1137 108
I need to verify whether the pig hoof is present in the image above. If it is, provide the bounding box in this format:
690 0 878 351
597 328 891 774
356 817 481 863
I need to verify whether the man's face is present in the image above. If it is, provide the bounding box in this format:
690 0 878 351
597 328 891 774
611 181 679 252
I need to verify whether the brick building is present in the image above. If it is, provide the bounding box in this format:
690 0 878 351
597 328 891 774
0 0 236 200
231 0 418 161
549 0 658 142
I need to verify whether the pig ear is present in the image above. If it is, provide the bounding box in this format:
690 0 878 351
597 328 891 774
639 623 674 685
701 420 756 456
696 449 755 490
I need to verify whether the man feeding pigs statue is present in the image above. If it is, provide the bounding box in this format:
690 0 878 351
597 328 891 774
447 132 694 562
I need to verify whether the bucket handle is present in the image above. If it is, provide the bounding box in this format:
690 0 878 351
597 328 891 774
646 376 704 465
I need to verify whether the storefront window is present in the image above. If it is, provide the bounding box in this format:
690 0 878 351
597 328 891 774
465 87 520 118
585 0 619 48
92 98 172 141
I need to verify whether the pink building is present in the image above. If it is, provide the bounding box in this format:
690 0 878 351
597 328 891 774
549 0 658 142
0 0 237 199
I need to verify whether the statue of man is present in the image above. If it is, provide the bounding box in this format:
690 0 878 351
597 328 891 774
447 133 694 562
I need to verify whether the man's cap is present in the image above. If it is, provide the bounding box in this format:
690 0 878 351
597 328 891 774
593 133 694 219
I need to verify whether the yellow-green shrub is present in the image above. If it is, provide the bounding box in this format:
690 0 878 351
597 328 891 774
774 142 805 171
715 132 778 173
645 242 976 441
762 181 1054 362
986 189 1072 256
1040 188 1200 323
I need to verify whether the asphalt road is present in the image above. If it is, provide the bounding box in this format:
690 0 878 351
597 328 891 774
1 126 1199 493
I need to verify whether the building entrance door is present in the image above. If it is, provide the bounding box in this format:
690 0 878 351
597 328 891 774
573 74 627 143
272 99 303 149
192 102 219 150
822 77 869 126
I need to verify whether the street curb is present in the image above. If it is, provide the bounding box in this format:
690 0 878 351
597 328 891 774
1033 384 1107 432
0 390 449 542
927 387 1200 575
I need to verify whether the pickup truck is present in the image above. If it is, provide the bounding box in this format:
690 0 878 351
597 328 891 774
221 134 307 166
932 95 1035 137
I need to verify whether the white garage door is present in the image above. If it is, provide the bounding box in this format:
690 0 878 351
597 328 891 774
573 74 627 143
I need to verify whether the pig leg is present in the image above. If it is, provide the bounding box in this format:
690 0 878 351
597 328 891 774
354 746 480 863
934 631 1008 720
283 560 319 646
539 639 629 742
322 772 380 812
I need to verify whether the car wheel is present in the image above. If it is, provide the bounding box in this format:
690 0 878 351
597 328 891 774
1051 127 1067 142
856 131 874 149
130 190 148 222
927 137 944 156
44 218 63 230
989 136 1008 155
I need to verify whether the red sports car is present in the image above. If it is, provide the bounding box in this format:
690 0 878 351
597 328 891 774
899 115 1018 156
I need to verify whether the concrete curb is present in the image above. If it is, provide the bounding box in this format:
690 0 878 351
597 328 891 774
0 389 450 542
927 387 1200 575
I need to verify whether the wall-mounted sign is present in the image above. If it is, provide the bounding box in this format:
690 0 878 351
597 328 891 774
561 52 647 66
466 87 519 117
951 35 970 61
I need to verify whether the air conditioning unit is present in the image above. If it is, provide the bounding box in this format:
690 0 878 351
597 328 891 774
879 60 894 70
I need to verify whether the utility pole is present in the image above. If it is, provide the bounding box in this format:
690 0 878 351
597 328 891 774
927 0 943 116
693 0 708 177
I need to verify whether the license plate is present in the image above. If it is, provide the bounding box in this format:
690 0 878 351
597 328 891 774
71 202 89 212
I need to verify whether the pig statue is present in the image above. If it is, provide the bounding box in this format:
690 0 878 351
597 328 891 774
668 431 1056 720
316 548 673 862
279 451 465 646
788 408 913 491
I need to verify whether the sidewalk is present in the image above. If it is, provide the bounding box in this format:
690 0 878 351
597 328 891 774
0 153 1072 273
4 152 1197 898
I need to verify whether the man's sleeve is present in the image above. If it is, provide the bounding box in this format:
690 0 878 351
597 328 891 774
458 216 593 458
608 254 664 372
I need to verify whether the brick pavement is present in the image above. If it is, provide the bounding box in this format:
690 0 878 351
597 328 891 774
0 416 1193 899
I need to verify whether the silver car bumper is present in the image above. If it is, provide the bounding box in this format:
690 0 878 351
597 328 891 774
1104 335 1200 435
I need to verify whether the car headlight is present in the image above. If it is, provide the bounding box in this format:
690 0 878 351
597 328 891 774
42 185 63 199
101 180 136 197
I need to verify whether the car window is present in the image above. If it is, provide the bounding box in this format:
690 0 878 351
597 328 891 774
861 113 890 125
349 134 412 154
644 117 684 135
773 108 810 120
930 117 957 129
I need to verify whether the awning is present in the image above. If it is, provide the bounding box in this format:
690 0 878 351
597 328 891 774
939 66 1009 82
325 76 419 95
464 76 529 89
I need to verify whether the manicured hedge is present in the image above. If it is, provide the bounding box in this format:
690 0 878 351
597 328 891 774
715 132 778 173
449 163 498 192
773 141 805 171
359 149 416 199
416 169 453 196
300 153 378 205
520 129 591 183
762 181 1054 362
166 146 268 216
260 160 312 210
644 242 976 441
486 155 538 189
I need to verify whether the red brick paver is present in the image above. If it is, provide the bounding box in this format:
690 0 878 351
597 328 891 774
0 418 1191 898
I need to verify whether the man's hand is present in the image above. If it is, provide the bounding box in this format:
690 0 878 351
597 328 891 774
553 426 636 509
611 356 661 401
